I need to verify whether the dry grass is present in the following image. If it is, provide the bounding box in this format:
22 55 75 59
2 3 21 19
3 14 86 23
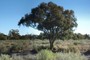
0 40 89 60
0 50 87 60
0 39 90 53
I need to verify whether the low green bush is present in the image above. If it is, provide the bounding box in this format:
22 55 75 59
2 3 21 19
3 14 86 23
36 49 56 60
36 49 87 60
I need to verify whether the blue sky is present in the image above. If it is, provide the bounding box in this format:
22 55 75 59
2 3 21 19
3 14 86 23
0 0 90 35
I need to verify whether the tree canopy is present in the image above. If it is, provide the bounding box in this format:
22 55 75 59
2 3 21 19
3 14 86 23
18 2 78 49
8 29 20 39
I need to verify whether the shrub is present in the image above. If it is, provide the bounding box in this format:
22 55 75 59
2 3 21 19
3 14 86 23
56 52 87 60
0 51 87 60
11 55 24 60
36 49 87 60
36 49 56 60
53 44 80 53
68 45 80 53
10 45 23 53
0 54 12 60
0 45 10 54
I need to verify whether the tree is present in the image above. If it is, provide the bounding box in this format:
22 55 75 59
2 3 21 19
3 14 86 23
0 33 7 40
84 34 90 39
37 33 46 40
8 29 20 40
20 34 31 40
18 2 77 49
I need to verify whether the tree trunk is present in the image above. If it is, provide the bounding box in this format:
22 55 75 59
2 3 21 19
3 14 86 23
49 39 54 50
50 42 53 50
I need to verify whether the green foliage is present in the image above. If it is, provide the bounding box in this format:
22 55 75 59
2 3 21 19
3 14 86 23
8 29 20 40
0 33 7 40
18 2 78 49
36 50 56 60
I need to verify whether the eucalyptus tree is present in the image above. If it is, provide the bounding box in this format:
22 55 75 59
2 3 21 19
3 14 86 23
18 2 77 49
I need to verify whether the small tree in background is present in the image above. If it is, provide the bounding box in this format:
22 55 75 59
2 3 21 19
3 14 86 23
8 29 20 40
0 33 7 40
18 2 77 49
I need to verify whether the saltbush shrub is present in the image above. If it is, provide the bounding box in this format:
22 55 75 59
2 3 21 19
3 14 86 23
36 49 56 60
